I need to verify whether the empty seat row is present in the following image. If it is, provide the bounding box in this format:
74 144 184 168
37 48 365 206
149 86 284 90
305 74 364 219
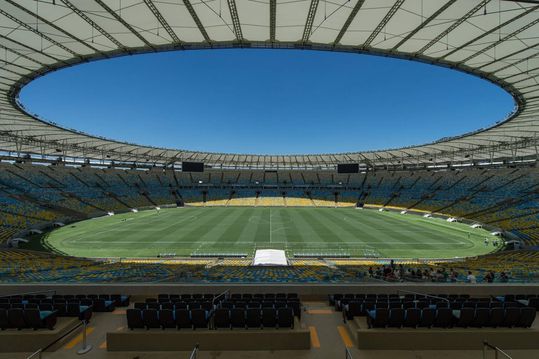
330 294 476 305
126 307 295 330
229 293 298 300
0 309 57 330
157 294 215 300
0 294 129 307
366 307 536 329
0 302 97 318
127 308 211 330
344 300 521 319
134 302 213 312
214 307 294 329
151 293 298 302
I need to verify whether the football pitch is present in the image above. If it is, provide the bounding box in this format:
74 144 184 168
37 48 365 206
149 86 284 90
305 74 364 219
41 207 500 259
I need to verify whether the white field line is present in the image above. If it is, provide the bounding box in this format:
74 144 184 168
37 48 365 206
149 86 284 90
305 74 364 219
74 240 469 246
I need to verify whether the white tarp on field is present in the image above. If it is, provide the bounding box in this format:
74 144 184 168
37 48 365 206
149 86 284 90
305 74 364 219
253 250 288 266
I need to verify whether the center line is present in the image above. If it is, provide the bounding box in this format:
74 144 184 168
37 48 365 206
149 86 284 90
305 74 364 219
269 208 272 244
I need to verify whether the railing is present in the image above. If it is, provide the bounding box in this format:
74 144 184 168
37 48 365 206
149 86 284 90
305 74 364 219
26 350 42 359
189 344 199 359
483 341 513 359
213 289 230 304
25 321 82 359
345 347 354 359
396 289 451 304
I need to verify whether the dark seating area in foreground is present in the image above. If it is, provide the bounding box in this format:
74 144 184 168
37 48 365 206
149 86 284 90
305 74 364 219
330 293 539 350
110 292 309 351
127 293 300 330
332 293 537 329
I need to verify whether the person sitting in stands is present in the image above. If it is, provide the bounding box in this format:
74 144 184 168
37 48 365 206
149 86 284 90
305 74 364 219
450 270 458 283
466 271 477 284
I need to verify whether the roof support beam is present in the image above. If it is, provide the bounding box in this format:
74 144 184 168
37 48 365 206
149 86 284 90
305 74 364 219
477 41 539 71
302 0 319 43
392 0 457 51
0 34 65 64
334 0 366 45
513 73 539 85
142 0 183 45
0 9 81 58
502 65 539 81
227 0 243 42
93 0 154 49
441 5 539 60
362 0 405 48
60 0 127 51
270 0 276 42
459 17 539 64
4 0 103 55
182 0 211 43
0 59 35 73
493 50 539 75
0 44 49 68
417 0 491 55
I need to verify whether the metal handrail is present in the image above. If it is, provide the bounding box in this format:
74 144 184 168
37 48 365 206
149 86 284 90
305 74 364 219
189 344 199 359
213 289 230 304
25 321 82 359
483 341 513 359
26 349 42 359
0 289 56 298
397 289 451 303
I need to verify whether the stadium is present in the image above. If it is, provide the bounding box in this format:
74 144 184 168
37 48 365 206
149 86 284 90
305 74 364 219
1 0 539 358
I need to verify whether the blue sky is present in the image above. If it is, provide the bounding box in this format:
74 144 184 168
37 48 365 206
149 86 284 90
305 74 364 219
20 49 514 155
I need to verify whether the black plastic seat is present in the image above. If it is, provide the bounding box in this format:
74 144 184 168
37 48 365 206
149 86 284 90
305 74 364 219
434 308 452 328
262 308 276 328
388 308 404 328
24 309 57 330
418 308 435 328
403 308 420 328
518 307 536 328
175 309 191 329
288 301 301 320
528 297 539 310
142 309 160 329
191 309 208 329
471 308 489 328
488 307 505 328
367 308 388 328
277 307 294 328
213 308 230 329
503 307 521 327
0 309 7 330
159 309 175 329
66 303 83 317
246 308 261 328
126 309 144 329
455 308 475 328
134 302 146 310
231 308 245 329
7 309 26 330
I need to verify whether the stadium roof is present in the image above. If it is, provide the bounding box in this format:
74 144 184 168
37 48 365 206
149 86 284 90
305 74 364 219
0 0 539 169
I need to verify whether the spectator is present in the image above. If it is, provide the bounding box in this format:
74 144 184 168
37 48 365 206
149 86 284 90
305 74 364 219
466 271 477 284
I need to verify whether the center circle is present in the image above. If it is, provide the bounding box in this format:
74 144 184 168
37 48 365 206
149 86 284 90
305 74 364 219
19 49 514 155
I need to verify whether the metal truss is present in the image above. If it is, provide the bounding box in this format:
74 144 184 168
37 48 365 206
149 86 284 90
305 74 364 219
302 0 319 43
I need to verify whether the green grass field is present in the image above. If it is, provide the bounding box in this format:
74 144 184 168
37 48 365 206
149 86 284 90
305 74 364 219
40 207 500 259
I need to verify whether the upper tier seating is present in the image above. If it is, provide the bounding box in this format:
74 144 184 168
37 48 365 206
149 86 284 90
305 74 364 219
1 162 538 245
